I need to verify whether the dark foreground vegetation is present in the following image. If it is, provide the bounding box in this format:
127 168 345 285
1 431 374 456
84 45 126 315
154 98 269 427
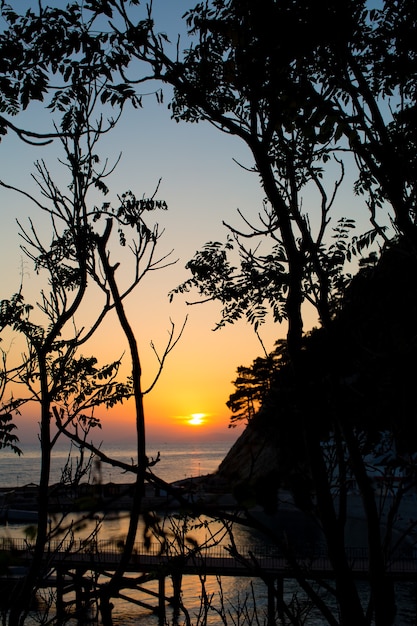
0 1 417 624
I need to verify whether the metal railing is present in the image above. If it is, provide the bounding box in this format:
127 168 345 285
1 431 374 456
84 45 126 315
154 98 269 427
1 538 416 575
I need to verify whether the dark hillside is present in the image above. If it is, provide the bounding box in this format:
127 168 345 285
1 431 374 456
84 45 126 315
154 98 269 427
216 239 417 501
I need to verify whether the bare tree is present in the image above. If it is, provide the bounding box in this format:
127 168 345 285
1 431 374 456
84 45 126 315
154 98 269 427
0 79 186 624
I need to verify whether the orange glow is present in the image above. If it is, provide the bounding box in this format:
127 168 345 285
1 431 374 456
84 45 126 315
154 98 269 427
188 413 206 426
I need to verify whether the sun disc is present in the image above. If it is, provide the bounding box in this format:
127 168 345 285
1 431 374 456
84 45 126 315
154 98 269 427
188 413 205 426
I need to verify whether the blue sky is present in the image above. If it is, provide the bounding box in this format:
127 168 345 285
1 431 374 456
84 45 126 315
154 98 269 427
0 0 390 444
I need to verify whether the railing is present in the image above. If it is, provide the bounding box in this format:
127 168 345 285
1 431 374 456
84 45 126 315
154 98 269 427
1 538 416 576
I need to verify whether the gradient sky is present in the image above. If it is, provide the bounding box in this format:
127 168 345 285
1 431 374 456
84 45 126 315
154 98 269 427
0 1 389 447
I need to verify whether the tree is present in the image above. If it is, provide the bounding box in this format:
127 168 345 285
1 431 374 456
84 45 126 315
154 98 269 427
1 1 417 623
226 342 285 427
0 1 153 143
313 0 417 246
0 5 185 623
227 360 271 426
217 241 417 625
149 3 416 624
0 75 187 625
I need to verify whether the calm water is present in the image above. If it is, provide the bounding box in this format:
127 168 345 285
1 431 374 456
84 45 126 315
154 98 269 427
0 439 232 488
0 440 415 625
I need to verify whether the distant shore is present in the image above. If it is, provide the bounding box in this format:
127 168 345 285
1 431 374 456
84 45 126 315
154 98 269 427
0 473 235 518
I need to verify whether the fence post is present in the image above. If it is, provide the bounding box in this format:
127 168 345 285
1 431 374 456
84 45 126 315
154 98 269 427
158 573 166 626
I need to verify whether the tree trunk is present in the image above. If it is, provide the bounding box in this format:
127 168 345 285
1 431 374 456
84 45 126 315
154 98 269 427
8 358 51 626
96 220 147 626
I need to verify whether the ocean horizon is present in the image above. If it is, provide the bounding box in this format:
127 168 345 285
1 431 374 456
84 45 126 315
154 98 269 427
0 438 234 488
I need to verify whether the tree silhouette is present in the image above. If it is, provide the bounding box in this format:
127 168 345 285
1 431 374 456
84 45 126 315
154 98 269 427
1 2 417 624
0 79 185 625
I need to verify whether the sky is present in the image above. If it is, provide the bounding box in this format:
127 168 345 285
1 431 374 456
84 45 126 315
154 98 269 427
0 0 388 448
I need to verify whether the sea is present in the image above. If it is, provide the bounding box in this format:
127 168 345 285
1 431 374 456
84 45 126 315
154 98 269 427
0 440 416 625
0 439 232 489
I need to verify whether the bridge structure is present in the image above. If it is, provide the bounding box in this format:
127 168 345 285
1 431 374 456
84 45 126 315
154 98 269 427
2 538 417 624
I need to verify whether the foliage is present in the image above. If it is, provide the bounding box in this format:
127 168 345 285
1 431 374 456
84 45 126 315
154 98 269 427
0 412 21 455
1 1 417 624
2 0 416 246
160 5 417 622
0 2 151 137
173 0 417 244
0 49 182 623
226 341 287 426
228 238 417 483
170 218 382 334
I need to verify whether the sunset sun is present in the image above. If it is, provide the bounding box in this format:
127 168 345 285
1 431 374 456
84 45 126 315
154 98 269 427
188 413 206 426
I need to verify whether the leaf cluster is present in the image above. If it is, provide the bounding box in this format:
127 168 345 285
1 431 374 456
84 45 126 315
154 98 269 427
171 218 381 333
175 1 363 138
233 239 417 461
0 412 21 455
93 190 167 248
0 293 45 347
227 342 287 427
170 0 417 251
51 355 131 412
170 237 288 331
0 1 153 138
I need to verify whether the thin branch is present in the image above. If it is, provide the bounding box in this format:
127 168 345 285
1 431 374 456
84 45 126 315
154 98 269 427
144 316 188 394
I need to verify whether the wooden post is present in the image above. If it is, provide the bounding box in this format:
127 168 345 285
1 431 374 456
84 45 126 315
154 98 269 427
266 575 276 626
55 568 65 625
276 577 285 624
75 569 83 616
158 573 166 625
171 571 183 624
